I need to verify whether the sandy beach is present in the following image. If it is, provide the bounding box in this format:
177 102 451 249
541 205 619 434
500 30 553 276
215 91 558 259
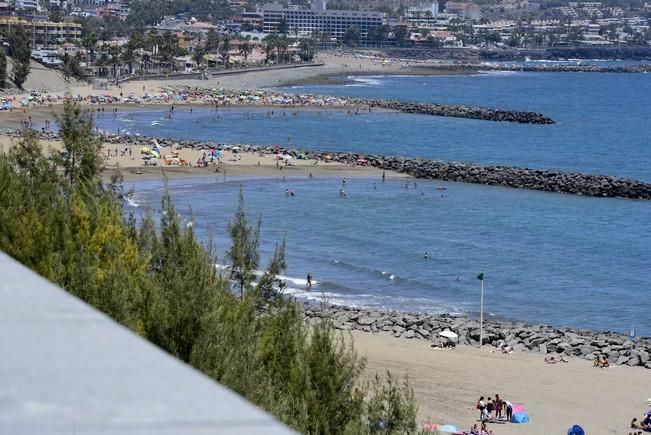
350 331 649 435
0 52 459 107
0 134 404 181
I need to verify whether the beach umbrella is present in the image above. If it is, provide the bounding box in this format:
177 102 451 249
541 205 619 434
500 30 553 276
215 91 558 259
141 146 151 154
439 329 458 340
512 412 529 423
567 424 585 435
151 150 161 159
438 424 461 433
283 155 292 160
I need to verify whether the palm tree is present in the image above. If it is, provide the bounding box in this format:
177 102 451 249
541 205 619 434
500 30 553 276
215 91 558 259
160 31 178 72
299 38 315 61
205 29 219 53
82 33 98 63
219 35 231 68
263 35 276 63
275 36 288 63
238 39 253 62
120 45 135 76
192 47 206 69
107 45 121 79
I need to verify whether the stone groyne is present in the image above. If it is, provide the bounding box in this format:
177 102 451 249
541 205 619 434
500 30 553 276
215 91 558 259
354 154 651 200
11 131 651 200
357 99 555 124
303 304 651 368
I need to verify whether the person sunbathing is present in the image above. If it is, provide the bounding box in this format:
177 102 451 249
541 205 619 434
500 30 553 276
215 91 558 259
545 355 569 364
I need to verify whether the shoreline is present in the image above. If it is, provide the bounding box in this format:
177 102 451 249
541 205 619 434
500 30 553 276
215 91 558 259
10 130 647 200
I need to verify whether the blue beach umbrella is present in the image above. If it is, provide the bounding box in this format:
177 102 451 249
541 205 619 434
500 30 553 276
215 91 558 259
567 424 585 435
511 412 529 423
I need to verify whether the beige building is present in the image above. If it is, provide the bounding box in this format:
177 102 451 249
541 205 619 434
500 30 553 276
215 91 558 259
0 17 82 49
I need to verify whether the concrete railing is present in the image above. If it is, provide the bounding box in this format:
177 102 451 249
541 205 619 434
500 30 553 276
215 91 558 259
0 252 294 435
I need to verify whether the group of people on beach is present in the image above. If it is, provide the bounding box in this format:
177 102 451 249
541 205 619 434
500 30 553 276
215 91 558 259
472 394 512 433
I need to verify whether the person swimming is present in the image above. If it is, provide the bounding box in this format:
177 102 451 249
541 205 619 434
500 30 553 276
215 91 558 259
424 251 429 260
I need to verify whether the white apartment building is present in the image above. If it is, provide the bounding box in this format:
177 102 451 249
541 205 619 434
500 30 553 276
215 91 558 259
262 2 385 41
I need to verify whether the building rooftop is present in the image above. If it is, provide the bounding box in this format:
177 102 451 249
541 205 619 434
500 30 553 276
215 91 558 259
0 252 294 435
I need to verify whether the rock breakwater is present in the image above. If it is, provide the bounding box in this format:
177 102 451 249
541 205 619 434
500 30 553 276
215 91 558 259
303 304 651 368
357 99 554 124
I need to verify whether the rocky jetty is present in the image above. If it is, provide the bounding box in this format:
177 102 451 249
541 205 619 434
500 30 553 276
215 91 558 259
303 303 651 368
358 99 554 124
357 155 651 200
12 130 651 200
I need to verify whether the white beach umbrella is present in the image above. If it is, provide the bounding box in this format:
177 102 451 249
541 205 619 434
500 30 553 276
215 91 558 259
438 329 458 340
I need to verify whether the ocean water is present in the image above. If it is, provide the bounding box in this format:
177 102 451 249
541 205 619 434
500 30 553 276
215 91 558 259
94 72 651 181
128 175 650 336
94 72 651 335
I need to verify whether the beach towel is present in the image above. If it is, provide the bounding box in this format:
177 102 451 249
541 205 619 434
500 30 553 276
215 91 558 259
512 412 529 423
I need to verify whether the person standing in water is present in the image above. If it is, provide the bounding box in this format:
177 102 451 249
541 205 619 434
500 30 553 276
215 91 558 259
306 273 313 289
424 251 429 260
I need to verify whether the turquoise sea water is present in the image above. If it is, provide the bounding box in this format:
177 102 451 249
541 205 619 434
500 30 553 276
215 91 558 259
96 72 651 336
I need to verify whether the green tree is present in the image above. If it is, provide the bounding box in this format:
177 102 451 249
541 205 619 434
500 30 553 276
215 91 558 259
54 102 102 186
8 27 32 89
48 5 63 22
278 16 289 35
238 40 253 62
298 38 315 61
192 47 206 68
263 35 277 63
82 33 99 63
343 26 361 47
226 188 260 299
219 35 232 68
62 53 84 81
393 26 408 47
205 29 220 53
275 36 288 63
